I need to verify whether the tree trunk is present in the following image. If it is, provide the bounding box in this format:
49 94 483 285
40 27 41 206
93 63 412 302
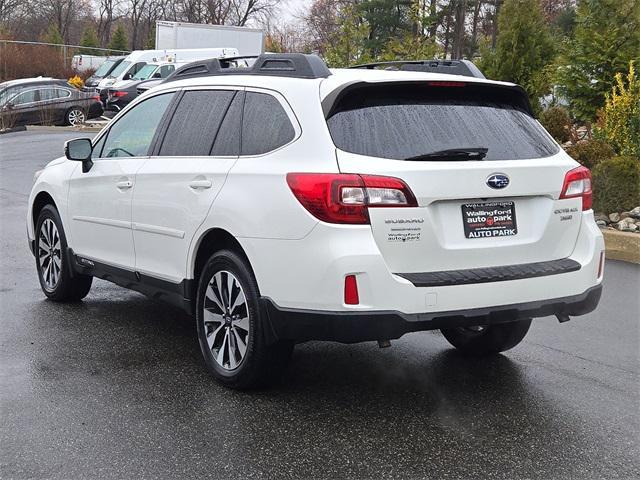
491 0 502 48
470 0 483 57
452 0 467 60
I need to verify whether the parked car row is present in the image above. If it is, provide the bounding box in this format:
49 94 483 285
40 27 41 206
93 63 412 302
0 78 103 128
81 48 238 112
1 47 241 129
103 62 184 111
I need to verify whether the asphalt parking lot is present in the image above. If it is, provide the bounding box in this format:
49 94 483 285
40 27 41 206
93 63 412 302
1 131 639 479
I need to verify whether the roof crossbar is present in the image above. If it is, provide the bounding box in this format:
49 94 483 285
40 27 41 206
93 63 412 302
164 53 332 82
349 59 485 79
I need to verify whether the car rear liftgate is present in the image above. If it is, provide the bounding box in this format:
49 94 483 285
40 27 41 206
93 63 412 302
327 82 586 275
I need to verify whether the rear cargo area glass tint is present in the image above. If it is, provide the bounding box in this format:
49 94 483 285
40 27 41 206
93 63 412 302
326 83 558 161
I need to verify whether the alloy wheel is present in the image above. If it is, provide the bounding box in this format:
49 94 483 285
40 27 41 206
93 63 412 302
203 270 250 370
68 109 85 126
38 218 62 290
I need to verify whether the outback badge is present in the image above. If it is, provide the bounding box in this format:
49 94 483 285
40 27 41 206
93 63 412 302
487 173 510 189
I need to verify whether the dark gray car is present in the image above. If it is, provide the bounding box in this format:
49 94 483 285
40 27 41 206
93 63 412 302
0 78 103 128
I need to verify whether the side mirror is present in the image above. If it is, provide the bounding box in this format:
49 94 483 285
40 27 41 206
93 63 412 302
64 138 93 172
123 73 132 80
152 72 162 79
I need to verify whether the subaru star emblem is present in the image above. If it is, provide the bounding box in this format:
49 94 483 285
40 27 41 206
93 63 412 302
487 173 510 189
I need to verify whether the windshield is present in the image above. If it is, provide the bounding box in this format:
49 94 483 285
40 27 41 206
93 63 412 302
108 60 132 78
94 60 116 77
132 64 158 81
327 83 558 161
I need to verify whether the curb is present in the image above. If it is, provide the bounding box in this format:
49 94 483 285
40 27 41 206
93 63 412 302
602 229 640 264
0 126 27 135
26 125 103 133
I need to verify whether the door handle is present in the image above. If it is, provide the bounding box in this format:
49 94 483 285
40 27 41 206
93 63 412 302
116 180 133 190
189 179 212 189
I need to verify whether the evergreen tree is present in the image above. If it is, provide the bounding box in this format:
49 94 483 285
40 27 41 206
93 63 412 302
480 0 555 112
79 26 100 55
324 5 372 67
108 24 129 54
357 0 414 58
42 24 63 45
556 0 640 122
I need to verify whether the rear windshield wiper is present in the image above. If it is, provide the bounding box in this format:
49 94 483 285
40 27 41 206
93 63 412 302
405 147 488 161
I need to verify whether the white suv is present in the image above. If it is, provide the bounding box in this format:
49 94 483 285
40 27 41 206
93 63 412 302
27 54 604 389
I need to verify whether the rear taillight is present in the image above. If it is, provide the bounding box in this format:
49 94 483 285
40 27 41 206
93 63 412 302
560 166 592 211
112 91 128 97
91 94 100 101
286 173 417 224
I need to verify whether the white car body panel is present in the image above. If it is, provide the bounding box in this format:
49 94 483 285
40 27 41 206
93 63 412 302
68 157 147 269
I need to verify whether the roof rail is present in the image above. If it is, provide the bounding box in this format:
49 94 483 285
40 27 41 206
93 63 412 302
349 59 485 79
164 53 332 82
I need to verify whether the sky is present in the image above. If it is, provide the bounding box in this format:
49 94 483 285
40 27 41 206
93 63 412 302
280 0 313 23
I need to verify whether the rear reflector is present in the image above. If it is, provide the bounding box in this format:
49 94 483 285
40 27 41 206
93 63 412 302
560 166 592 211
344 275 359 305
286 173 417 224
112 91 128 97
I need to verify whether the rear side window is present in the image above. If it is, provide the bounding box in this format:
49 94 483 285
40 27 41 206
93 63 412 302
158 90 235 156
326 83 558 161
39 88 70 101
241 92 295 155
211 91 244 156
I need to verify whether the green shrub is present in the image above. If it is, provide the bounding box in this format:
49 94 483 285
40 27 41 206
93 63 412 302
595 62 640 157
540 106 571 143
565 139 615 170
592 156 640 213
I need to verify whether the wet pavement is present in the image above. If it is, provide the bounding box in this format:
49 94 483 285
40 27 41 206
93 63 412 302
1 131 639 479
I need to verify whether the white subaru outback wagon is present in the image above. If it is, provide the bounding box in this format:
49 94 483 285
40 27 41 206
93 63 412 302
27 54 604 388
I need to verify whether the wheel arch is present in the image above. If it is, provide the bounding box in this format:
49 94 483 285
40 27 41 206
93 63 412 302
190 228 255 293
31 190 58 232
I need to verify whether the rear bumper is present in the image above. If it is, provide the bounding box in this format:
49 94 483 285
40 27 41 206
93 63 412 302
260 284 602 343
240 214 605 314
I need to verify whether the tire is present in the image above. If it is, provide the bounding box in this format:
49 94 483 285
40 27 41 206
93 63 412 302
440 319 532 355
196 249 293 389
35 205 92 302
65 107 85 126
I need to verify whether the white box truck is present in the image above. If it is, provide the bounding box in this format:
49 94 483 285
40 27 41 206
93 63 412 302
155 21 264 56
72 55 110 73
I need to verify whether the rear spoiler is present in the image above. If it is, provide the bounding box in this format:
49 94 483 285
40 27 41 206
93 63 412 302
321 80 535 119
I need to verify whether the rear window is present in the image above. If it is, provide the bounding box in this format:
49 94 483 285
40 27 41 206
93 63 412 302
326 83 558 161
